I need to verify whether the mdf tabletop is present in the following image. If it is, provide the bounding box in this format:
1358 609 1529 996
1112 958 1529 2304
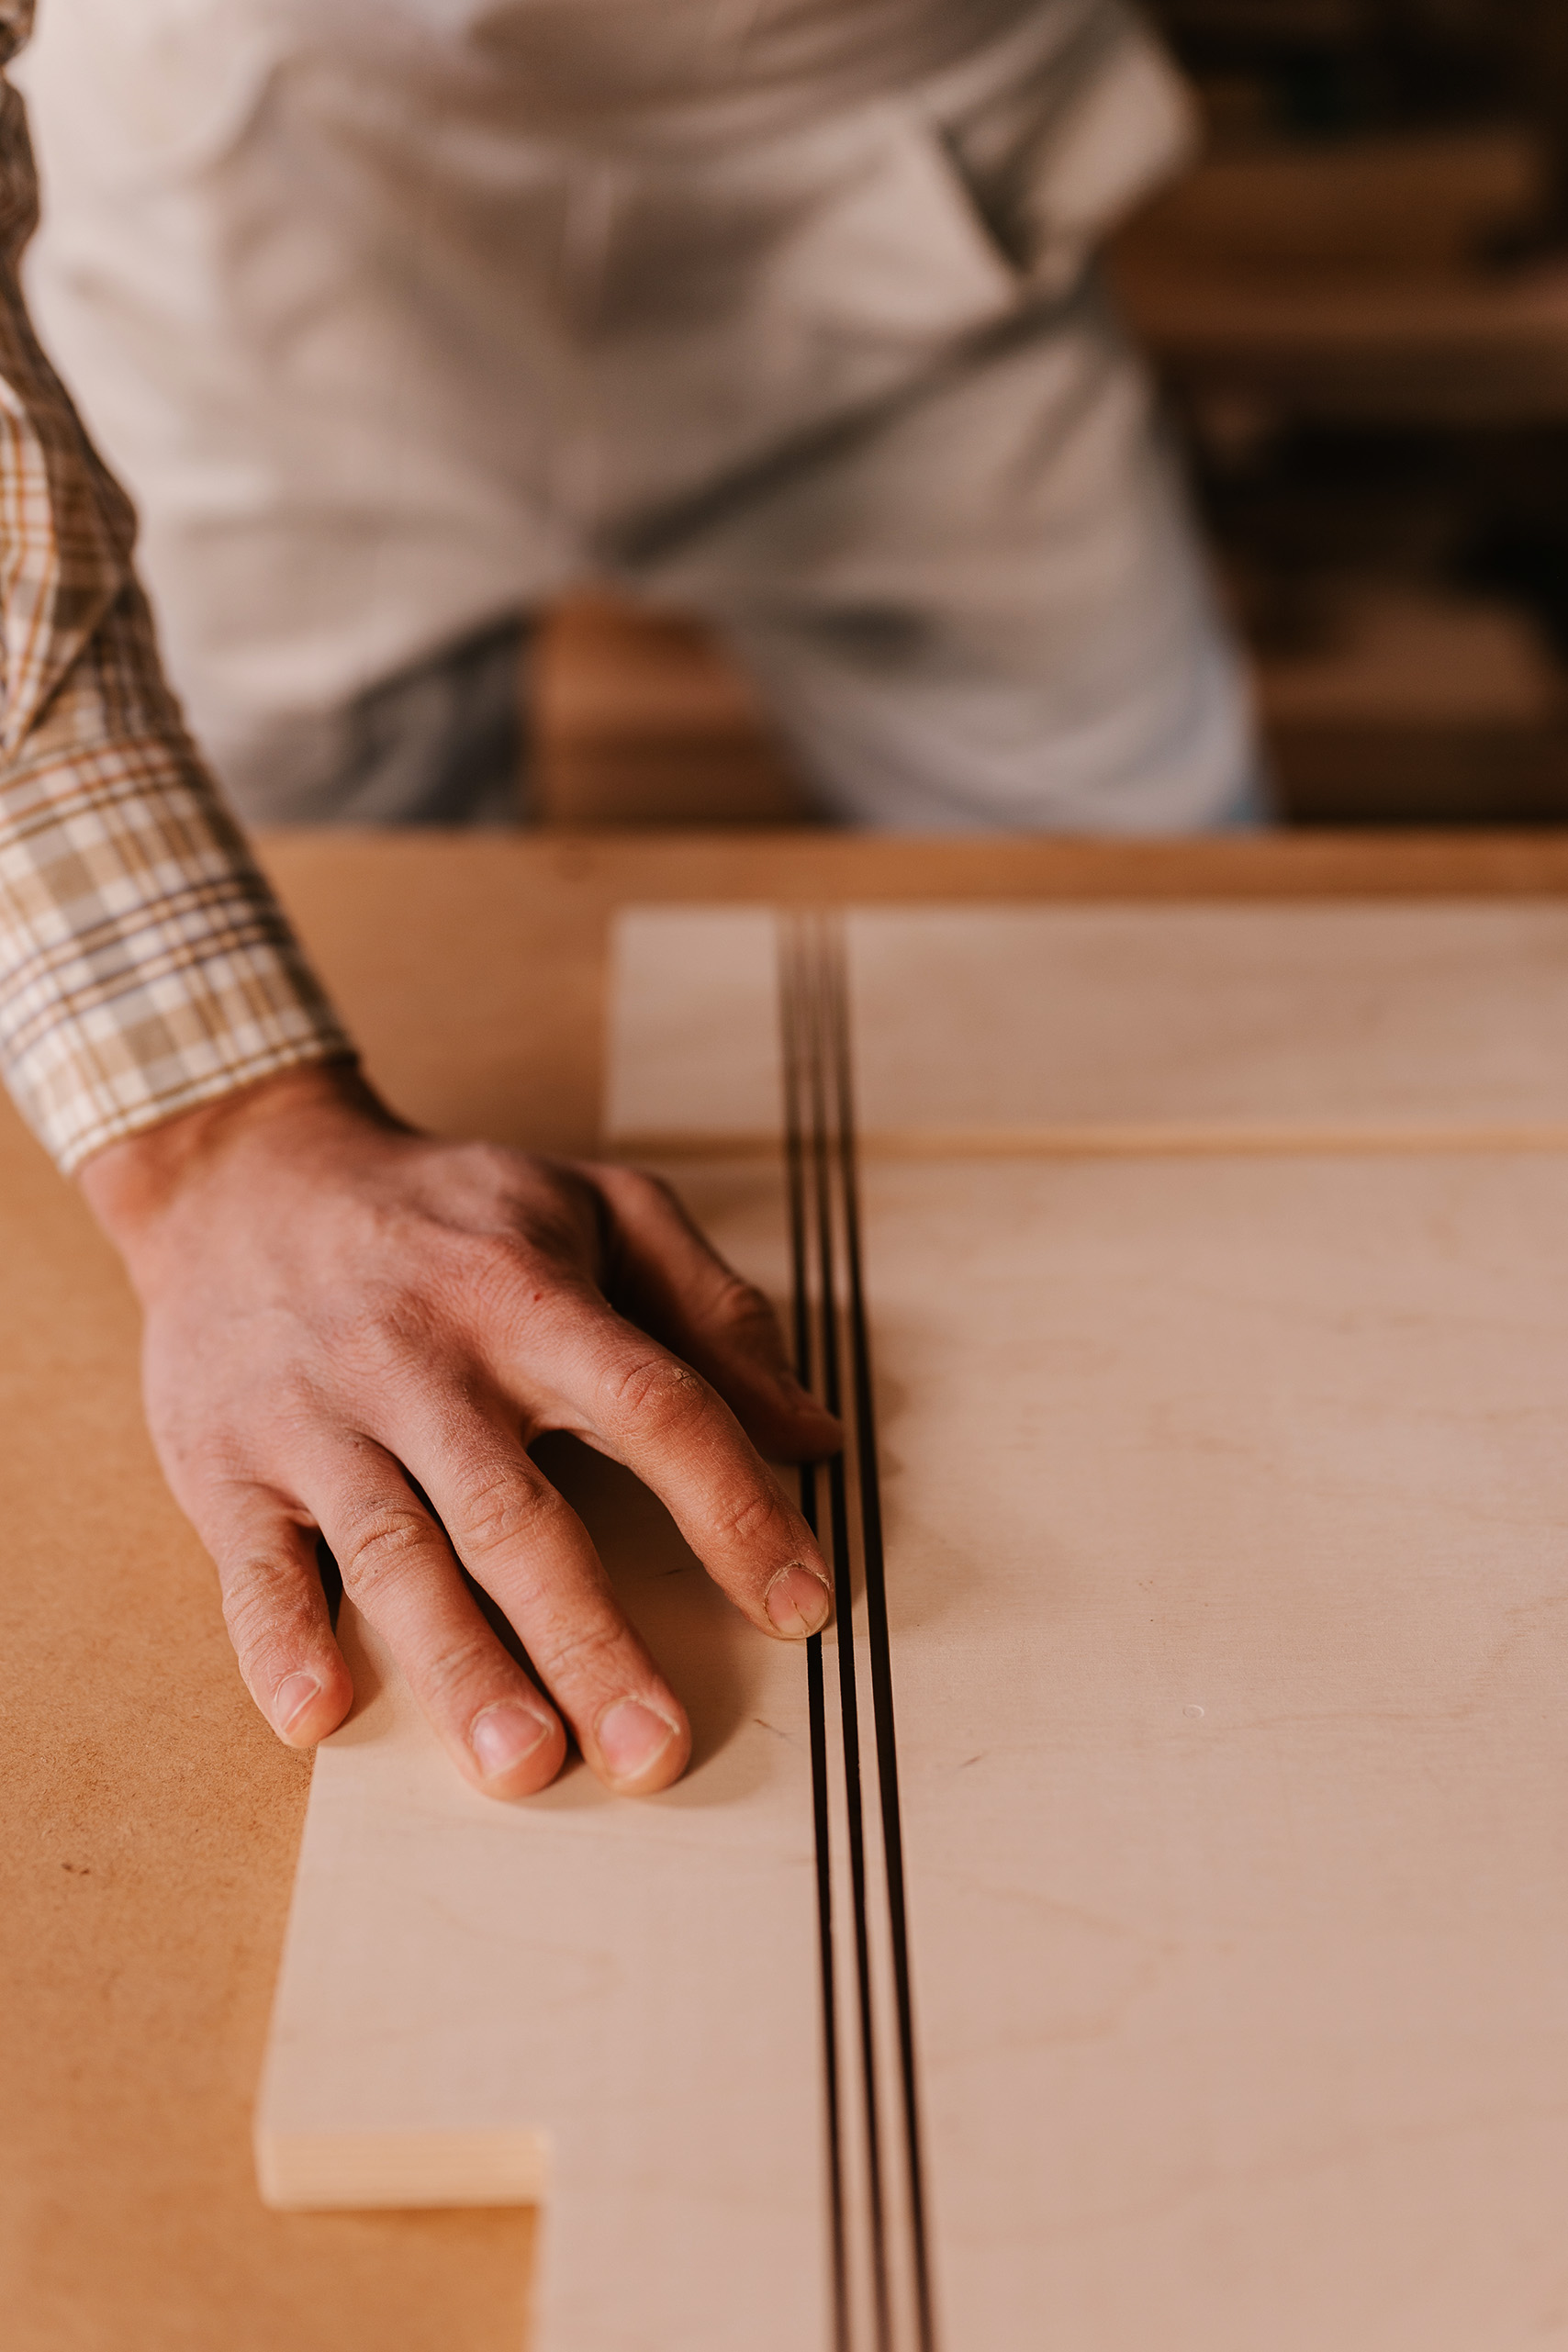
7 828 1568 2352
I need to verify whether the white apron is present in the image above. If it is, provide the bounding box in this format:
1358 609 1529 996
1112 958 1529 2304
16 2 1252 831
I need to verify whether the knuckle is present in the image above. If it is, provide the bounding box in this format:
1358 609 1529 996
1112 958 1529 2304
335 1500 436 1596
465 1226 588 1324
450 1466 563 1560
418 1632 508 1708
219 1550 317 1662
592 1159 661 1204
454 1139 517 1189
494 1160 602 1261
710 1480 787 1551
709 1274 780 1346
600 1350 704 1431
625 1167 679 1213
461 1226 536 1291
532 1613 625 1688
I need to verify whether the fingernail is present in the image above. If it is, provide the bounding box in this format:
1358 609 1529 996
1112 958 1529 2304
470 1699 554 1780
274 1672 321 1733
766 1563 833 1638
596 1697 678 1783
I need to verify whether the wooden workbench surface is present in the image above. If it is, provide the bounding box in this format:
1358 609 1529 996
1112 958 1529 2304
7 827 1568 2352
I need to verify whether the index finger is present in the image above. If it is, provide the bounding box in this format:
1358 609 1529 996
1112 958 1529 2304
590 1163 841 1463
547 1303 834 1642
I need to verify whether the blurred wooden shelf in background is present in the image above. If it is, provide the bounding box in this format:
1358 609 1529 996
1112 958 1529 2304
1117 125 1549 279
1111 129 1568 426
1257 578 1568 821
531 584 1568 832
531 9 1568 834
532 598 813 826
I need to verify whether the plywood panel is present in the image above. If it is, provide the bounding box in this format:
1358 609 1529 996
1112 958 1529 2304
607 901 1568 1151
843 1148 1568 2349
260 892 1568 2350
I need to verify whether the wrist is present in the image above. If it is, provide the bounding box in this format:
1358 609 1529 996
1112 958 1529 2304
78 1058 389 1263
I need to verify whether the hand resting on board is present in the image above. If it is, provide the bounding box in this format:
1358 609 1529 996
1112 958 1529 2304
78 1063 839 1798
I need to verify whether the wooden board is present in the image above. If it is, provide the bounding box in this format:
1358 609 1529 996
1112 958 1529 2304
19 834 1568 2352
830 1149 1568 2346
607 900 1568 1153
257 892 1568 2350
534 597 813 827
1115 129 1551 280
1113 252 1568 427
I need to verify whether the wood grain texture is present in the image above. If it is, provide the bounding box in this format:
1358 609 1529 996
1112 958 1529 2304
9 831 1568 2352
844 1147 1568 2350
610 1122 1568 1161
607 899 1568 1149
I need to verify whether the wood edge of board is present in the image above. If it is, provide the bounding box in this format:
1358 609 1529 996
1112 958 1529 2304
252 2128 551 2212
605 1122 1568 1162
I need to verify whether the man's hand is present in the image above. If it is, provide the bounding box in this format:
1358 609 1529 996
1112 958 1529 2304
79 1064 839 1799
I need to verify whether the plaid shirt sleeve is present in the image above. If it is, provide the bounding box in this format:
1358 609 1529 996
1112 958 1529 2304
0 3 353 1174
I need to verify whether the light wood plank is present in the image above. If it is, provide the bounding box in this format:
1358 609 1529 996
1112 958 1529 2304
606 901 1568 1150
262 892 1568 2347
